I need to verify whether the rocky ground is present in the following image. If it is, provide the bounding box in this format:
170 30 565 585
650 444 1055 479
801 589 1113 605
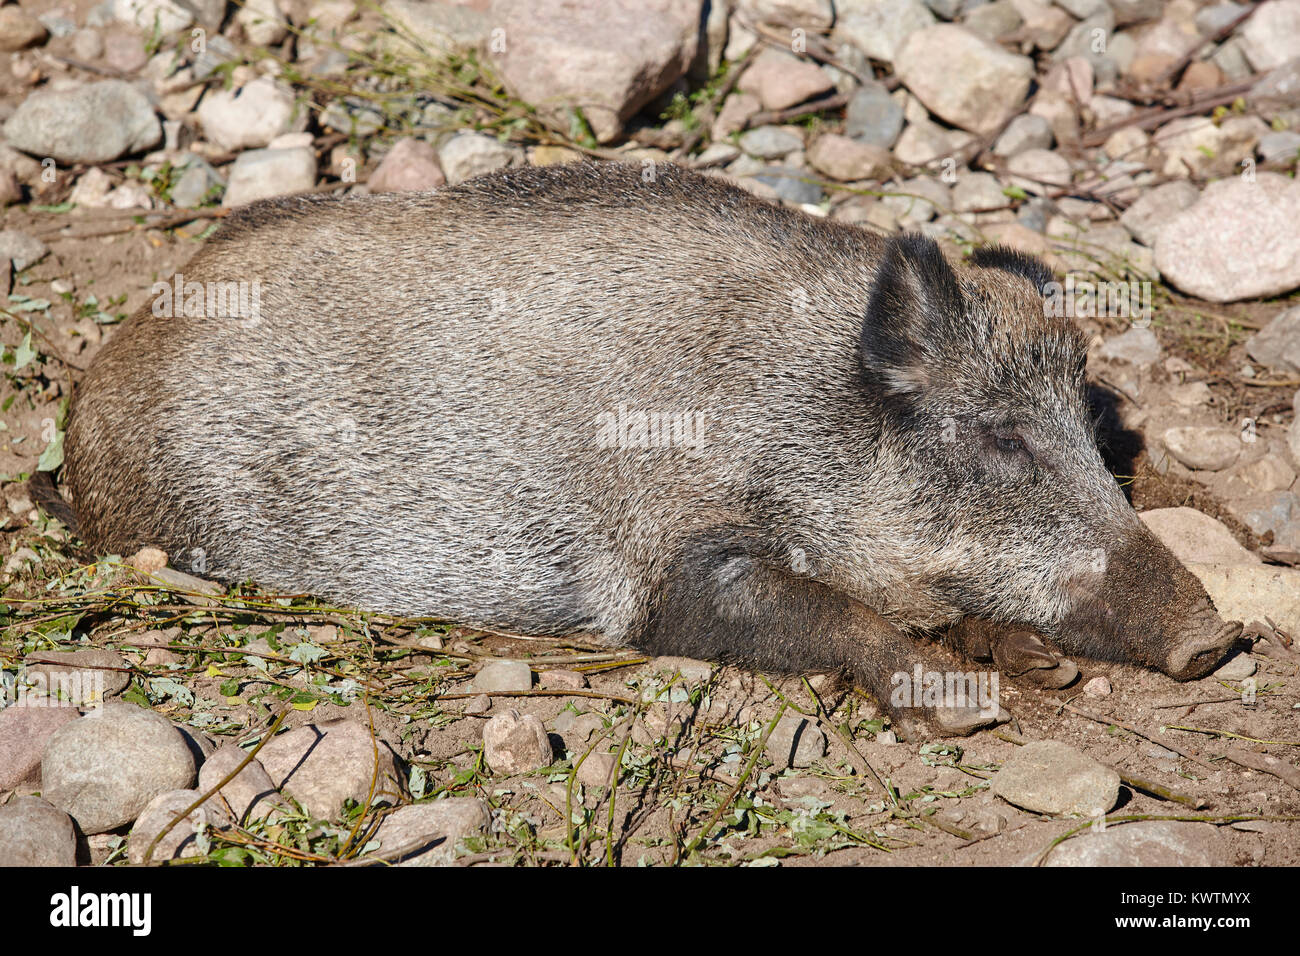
1 0 1299 867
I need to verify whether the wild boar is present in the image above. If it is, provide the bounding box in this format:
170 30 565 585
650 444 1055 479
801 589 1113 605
61 162 1243 735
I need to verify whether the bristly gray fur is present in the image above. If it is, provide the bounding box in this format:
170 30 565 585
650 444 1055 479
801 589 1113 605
64 162 1240 686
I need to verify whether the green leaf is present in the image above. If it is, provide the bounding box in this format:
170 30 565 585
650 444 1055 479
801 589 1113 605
13 332 36 370
37 430 64 472
1001 184 1029 200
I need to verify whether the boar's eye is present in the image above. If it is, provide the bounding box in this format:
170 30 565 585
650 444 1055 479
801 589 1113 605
989 427 1031 459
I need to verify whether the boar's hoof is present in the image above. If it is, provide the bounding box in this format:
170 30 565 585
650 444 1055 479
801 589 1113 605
900 704 1011 739
1025 657 1078 689
993 630 1079 689
1163 620 1245 681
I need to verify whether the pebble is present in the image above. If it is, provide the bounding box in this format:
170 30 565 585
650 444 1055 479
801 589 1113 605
0 703 79 790
1246 306 1300 377
538 669 587 690
127 788 233 864
1213 654 1257 681
895 24 1034 135
576 751 619 788
257 719 407 819
753 165 824 205
1239 0 1300 71
368 137 445 192
471 660 533 694
1161 426 1243 472
833 0 936 63
0 230 48 271
1005 148 1072 196
222 146 317 207
1082 676 1112 697
993 113 1053 156
737 47 835 112
21 647 130 705
41 702 197 834
1043 821 1225 866
1119 180 1199 247
483 709 553 775
0 796 78 867
1155 172 1300 302
765 713 826 769
5 80 160 164
196 744 289 824
0 6 48 51
991 740 1119 817
368 797 490 866
844 79 904 148
1139 508 1258 566
807 133 891 181
1097 327 1162 367
437 132 520 186
197 77 306 152
737 125 803 159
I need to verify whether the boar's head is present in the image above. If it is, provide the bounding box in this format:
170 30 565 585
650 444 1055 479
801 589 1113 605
857 235 1243 679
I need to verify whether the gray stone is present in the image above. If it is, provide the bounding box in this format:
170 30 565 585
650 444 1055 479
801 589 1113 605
882 175 950 223
951 171 1005 212
191 34 238 81
737 47 836 111
576 751 619 787
0 230 48 271
257 719 407 819
1139 507 1257 566
437 132 520 186
1240 0 1300 72
1119 180 1199 247
197 77 306 152
844 80 904 148
234 0 287 45
1082 676 1112 697
1234 490 1298 538
0 703 79 790
20 648 130 706
1246 306 1300 376
765 713 826 769
1213 653 1257 681
41 702 196 834
382 0 491 55
1044 821 1225 866
368 137 445 193
1251 56 1300 111
1186 561 1300 635
4 80 160 164
0 6 48 51
169 153 224 208
737 125 803 159
1258 130 1300 163
752 165 824 204
483 709 553 775
196 744 289 824
1097 327 1161 367
369 797 490 866
112 0 192 33
1005 148 1071 196
490 0 701 143
991 740 1120 817
0 796 77 867
1155 173 1300 302
127 788 232 864
964 0 1022 38
834 0 936 64
471 659 533 694
1162 426 1243 472
319 98 383 138
221 147 317 207
647 656 714 683
993 113 1053 156
896 24 1033 135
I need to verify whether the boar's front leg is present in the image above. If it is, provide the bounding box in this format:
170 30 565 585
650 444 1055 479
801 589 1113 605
640 536 1009 739
943 617 1079 689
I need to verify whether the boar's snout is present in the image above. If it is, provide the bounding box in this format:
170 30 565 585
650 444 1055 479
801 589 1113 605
1056 523 1245 680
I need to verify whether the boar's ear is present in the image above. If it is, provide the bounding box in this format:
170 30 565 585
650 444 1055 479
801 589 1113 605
859 234 963 394
969 245 1054 294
